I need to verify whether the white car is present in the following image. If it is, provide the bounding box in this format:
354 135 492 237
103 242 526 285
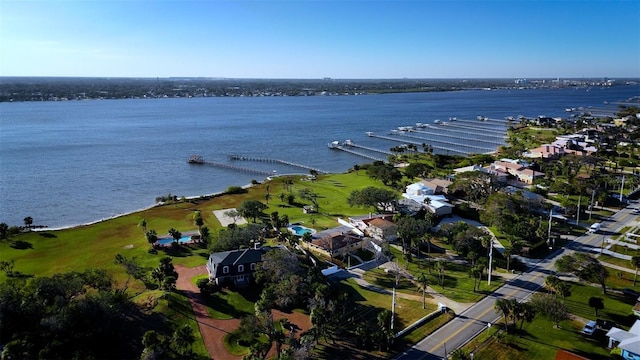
632 208 640 215
582 320 597 335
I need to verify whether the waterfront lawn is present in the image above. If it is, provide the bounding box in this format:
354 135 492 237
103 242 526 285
260 172 386 230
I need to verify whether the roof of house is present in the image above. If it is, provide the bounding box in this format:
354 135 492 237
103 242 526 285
420 178 453 192
366 217 396 230
209 248 265 267
492 161 525 171
311 233 361 252
607 319 640 356
554 349 591 360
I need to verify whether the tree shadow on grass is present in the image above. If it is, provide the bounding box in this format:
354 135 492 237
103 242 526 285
38 232 57 238
10 240 33 249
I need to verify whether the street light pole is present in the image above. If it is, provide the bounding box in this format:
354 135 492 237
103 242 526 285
589 189 596 221
487 239 493 286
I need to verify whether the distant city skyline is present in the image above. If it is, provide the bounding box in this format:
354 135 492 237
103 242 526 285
2 0 639 79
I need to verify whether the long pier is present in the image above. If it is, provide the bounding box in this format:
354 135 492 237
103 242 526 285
435 122 507 136
187 155 273 176
409 129 504 146
391 132 496 152
366 132 469 155
421 124 506 139
329 142 386 162
342 140 392 155
229 155 329 174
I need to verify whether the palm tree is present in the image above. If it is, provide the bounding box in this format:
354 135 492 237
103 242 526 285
416 273 429 309
494 298 511 333
138 218 147 233
168 228 182 244
145 229 158 247
171 325 195 355
631 256 640 286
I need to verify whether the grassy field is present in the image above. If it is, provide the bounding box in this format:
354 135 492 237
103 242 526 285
389 247 505 303
338 278 436 329
467 317 612 360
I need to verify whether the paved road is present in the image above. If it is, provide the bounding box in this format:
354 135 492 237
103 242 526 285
395 204 639 360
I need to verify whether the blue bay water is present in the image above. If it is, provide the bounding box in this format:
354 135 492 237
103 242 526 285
1 86 638 228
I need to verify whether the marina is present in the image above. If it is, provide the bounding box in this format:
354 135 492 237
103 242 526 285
365 132 469 155
3 85 637 228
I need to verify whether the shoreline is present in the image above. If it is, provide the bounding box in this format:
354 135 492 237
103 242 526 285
32 174 310 232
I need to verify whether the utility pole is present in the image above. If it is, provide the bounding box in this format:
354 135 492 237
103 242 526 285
576 194 581 226
391 287 396 331
589 189 596 221
487 238 493 286
547 208 553 248
620 175 626 202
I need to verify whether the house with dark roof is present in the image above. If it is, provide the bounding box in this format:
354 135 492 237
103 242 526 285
206 246 283 286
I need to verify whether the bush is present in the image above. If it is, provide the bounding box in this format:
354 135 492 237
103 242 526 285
226 186 247 194
197 278 217 296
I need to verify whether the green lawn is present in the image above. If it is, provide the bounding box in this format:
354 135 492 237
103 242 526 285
467 317 612 360
389 247 505 303
338 278 435 330
563 282 637 328
204 287 259 320
157 291 210 359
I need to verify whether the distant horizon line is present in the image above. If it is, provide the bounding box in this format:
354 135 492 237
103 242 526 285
2 75 639 81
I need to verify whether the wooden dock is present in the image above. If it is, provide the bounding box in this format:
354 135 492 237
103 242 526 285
328 142 387 162
436 122 507 136
410 129 505 146
229 155 329 174
391 132 496 152
187 155 273 176
342 140 392 155
366 132 469 155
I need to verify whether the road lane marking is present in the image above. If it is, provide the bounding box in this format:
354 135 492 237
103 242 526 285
426 272 544 354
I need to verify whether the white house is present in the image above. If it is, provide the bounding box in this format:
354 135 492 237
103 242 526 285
403 182 454 216
607 319 640 360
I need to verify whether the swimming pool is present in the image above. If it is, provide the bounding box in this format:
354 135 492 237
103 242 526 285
156 235 193 246
288 225 316 237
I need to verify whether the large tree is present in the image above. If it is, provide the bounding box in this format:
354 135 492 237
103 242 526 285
529 293 570 328
347 186 398 212
237 199 267 223
556 253 609 294
395 215 430 254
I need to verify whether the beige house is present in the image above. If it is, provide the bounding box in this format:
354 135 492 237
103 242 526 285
300 231 365 259
365 217 398 242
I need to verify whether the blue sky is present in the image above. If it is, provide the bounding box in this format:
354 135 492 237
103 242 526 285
1 0 639 79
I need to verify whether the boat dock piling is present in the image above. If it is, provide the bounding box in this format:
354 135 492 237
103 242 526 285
229 155 329 174
410 129 505 146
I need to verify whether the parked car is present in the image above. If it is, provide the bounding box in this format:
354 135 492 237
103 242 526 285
582 320 597 335
623 288 640 299
589 222 601 233
596 319 615 331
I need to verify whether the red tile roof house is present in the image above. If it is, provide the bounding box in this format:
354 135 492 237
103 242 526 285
364 217 398 242
524 144 566 159
303 232 365 259
490 161 545 185
206 246 285 286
